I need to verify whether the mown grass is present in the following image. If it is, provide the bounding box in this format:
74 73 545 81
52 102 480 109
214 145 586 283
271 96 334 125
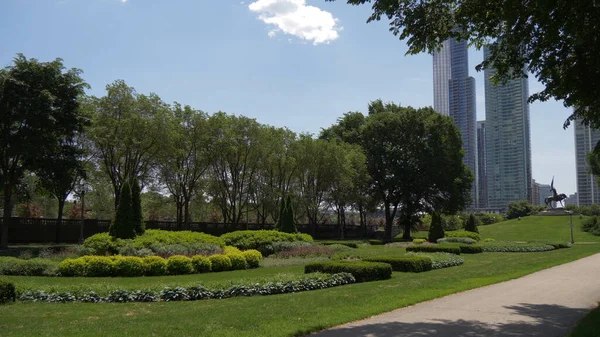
568 303 600 337
0 215 599 337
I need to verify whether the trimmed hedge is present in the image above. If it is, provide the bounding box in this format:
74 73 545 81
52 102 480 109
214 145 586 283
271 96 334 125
406 244 461 255
221 230 313 254
413 239 426 244
0 257 57 276
166 256 194 275
320 241 360 248
458 244 483 254
191 256 211 273
208 254 232 272
241 250 262 269
18 273 355 303
304 260 392 282
142 256 168 276
482 242 556 252
0 279 16 304
362 256 433 273
406 252 464 269
437 237 476 245
445 231 481 241
547 242 572 249
367 240 384 245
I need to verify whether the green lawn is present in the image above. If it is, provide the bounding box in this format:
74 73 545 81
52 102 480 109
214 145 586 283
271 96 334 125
1 215 599 337
569 303 600 337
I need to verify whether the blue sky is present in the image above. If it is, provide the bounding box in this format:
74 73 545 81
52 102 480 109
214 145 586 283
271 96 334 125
0 0 575 194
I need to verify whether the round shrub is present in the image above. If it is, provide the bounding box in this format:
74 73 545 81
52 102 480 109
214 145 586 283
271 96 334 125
241 250 262 269
363 256 433 273
58 258 87 277
227 253 247 270
458 244 483 254
208 254 232 272
437 237 476 244
167 255 194 275
413 239 426 244
191 256 211 273
406 244 461 255
368 239 384 245
445 231 481 241
132 230 225 249
221 230 313 254
82 233 123 255
113 256 145 277
304 260 392 283
0 257 57 276
224 246 242 255
84 256 115 277
0 279 16 304
143 256 167 276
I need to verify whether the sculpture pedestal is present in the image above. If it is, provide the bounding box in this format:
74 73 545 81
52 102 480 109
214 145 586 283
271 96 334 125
539 208 570 216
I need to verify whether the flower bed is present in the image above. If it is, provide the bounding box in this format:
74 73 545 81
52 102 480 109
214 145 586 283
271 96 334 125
406 252 464 269
481 241 556 252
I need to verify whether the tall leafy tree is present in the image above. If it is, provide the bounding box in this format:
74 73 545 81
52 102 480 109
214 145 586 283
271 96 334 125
0 54 88 248
361 100 472 240
131 178 144 235
86 80 169 211
109 181 135 239
328 0 600 129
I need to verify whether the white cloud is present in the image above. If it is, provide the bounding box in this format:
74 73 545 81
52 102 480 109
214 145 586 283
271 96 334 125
248 0 341 45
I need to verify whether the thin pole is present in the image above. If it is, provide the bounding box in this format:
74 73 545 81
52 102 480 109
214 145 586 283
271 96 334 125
570 212 574 244
79 191 85 244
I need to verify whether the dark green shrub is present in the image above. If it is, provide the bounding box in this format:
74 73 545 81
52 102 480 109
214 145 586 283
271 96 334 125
84 256 115 277
57 258 87 276
475 212 504 225
191 256 211 273
304 260 392 282
131 178 145 235
242 250 262 269
320 241 359 248
464 213 479 233
458 244 483 254
406 244 461 255
109 181 136 239
143 256 168 276
208 254 232 272
280 195 297 233
113 256 145 277
221 230 313 254
82 233 123 255
437 237 476 244
582 216 600 235
166 255 194 275
547 242 572 249
0 279 16 304
506 200 534 219
428 212 445 243
368 239 384 245
362 256 433 272
445 231 481 241
227 253 247 270
0 257 57 276
442 215 463 231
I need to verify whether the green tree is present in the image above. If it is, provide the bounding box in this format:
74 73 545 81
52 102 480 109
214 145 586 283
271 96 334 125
109 181 135 239
280 195 297 233
361 100 472 240
464 213 479 234
428 212 445 243
506 200 534 220
131 178 144 235
86 80 169 211
0 54 88 248
328 0 600 129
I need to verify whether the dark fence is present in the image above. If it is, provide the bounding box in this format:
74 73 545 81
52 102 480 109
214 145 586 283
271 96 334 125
0 217 395 244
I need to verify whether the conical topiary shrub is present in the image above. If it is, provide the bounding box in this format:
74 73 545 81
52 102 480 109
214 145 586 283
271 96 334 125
280 195 297 233
275 196 285 230
109 181 136 239
131 178 145 235
464 213 479 234
428 211 445 243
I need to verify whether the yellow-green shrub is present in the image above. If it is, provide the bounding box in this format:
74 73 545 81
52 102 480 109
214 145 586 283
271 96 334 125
166 255 194 275
191 255 211 273
58 258 87 277
208 254 232 272
84 256 115 277
227 253 247 270
113 256 145 277
224 246 242 255
143 256 167 276
242 250 262 269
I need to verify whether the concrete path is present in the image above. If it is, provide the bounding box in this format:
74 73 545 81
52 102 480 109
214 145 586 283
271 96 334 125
312 253 600 337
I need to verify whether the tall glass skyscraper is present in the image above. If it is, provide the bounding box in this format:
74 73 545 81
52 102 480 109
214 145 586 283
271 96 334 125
483 47 532 210
574 119 600 206
477 121 488 208
433 38 478 207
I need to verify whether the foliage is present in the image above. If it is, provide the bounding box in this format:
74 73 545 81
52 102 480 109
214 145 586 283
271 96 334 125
109 181 136 239
279 195 297 233
428 212 445 243
82 233 122 255
228 253 247 270
142 256 168 276
191 256 212 273
445 231 481 241
319 241 359 248
166 255 194 275
17 273 356 304
406 245 461 255
241 250 263 269
506 200 536 220
368 240 384 245
481 242 556 253
326 244 355 252
327 0 600 129
464 213 479 233
567 303 600 337
0 279 16 304
57 258 87 277
582 216 600 236
208 254 232 272
221 230 313 254
457 245 483 254
273 246 335 259
304 260 392 283
475 213 504 226
223 246 242 255
0 257 57 276
362 256 433 273
131 178 145 235
269 241 314 254
131 230 225 249
84 256 115 277
113 256 145 277
547 242 572 249
437 237 476 245
442 215 463 231
412 239 426 244
406 252 464 270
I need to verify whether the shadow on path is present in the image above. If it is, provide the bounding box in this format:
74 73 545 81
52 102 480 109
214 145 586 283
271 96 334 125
311 303 589 337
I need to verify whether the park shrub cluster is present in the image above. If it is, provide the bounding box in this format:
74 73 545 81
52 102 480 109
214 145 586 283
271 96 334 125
220 230 313 255
582 216 600 236
481 241 556 252
0 279 16 304
273 246 335 259
412 238 426 244
17 272 355 304
437 237 476 244
445 231 481 241
56 250 262 277
0 257 58 276
362 256 433 273
406 245 461 255
406 252 465 269
304 260 392 282
319 241 360 248
458 244 483 254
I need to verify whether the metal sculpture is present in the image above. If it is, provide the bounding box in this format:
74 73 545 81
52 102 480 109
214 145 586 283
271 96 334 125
544 176 567 208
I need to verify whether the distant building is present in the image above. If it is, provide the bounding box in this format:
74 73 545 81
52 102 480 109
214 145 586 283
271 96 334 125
531 179 540 206
483 46 532 211
564 193 578 206
433 36 478 208
574 119 600 206
538 183 552 207
477 121 487 208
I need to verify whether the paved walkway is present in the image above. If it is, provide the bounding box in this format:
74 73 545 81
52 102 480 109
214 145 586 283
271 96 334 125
313 253 600 337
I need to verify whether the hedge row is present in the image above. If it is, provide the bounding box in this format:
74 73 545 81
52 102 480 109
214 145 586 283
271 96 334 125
437 237 476 245
0 257 57 276
319 241 360 248
304 261 392 282
221 230 313 254
362 256 433 273
406 245 461 255
17 273 355 303
407 252 465 269
458 245 483 254
0 279 16 304
445 231 481 241
481 242 556 252
57 250 262 277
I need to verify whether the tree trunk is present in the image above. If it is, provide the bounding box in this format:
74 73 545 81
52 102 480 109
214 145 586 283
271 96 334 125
1 182 12 248
183 198 190 229
358 204 367 237
56 198 66 243
384 202 393 241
